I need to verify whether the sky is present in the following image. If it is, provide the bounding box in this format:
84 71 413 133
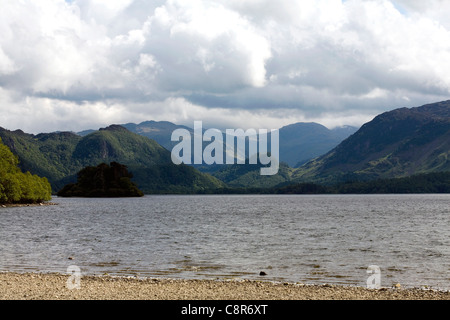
1 0 450 134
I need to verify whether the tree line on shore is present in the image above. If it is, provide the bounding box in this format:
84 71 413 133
0 138 52 204
200 172 450 195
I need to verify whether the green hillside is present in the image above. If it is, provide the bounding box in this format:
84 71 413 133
0 138 52 204
0 126 225 194
0 130 82 186
211 162 294 188
72 125 171 165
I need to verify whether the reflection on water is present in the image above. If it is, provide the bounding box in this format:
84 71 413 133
0 194 449 290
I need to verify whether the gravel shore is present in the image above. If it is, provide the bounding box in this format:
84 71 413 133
0 272 448 300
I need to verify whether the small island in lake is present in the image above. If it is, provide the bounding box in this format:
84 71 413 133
57 162 144 197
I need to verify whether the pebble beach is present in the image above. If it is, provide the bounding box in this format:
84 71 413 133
0 272 448 300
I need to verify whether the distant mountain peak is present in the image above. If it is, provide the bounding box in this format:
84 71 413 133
293 100 450 184
99 124 129 132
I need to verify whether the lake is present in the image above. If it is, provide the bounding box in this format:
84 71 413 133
0 194 449 290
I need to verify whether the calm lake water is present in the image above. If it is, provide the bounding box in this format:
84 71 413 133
0 194 449 290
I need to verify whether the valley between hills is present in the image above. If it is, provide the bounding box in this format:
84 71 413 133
1 100 449 202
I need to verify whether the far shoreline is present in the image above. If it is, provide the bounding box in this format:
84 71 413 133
0 202 58 208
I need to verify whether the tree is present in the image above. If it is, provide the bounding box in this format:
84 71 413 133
57 162 144 197
0 138 52 204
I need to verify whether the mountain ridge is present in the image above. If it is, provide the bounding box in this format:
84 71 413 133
98 120 358 168
292 100 450 184
0 125 225 193
1 100 449 192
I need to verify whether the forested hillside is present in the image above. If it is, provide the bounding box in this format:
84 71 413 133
0 138 51 204
0 126 225 194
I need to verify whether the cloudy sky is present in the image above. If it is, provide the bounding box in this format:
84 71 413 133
1 0 450 133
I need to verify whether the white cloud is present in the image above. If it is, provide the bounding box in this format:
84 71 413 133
1 0 450 134
0 48 16 75
393 0 450 28
144 0 272 90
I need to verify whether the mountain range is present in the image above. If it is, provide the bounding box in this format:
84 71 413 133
0 100 449 193
278 123 358 167
84 120 358 168
213 100 450 187
292 100 450 184
0 125 224 193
